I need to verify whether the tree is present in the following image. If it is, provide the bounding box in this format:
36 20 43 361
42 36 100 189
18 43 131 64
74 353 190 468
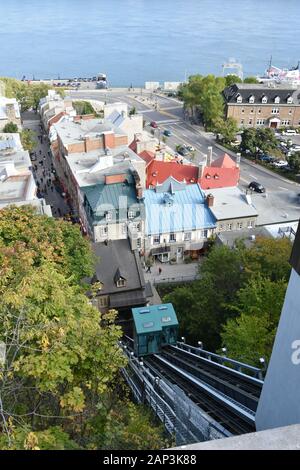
181 75 225 129
213 116 239 144
73 100 95 116
0 206 94 283
241 127 280 156
20 129 36 152
221 277 287 365
242 237 292 282
129 106 137 116
225 74 243 87
288 151 300 173
243 77 259 84
2 122 18 133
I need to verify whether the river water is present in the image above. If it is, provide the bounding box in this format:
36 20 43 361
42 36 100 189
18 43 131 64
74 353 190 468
0 0 299 85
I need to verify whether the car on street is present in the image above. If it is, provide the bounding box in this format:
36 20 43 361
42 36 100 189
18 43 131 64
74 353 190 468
291 145 300 152
186 145 195 152
248 181 266 193
177 145 189 156
282 129 297 136
163 129 172 136
258 154 275 163
272 160 289 168
150 121 158 128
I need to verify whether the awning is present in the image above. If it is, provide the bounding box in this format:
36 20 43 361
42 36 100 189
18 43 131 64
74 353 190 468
187 242 204 250
151 246 171 255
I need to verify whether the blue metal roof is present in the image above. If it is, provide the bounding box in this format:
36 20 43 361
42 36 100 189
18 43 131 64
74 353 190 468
132 303 178 335
144 182 216 235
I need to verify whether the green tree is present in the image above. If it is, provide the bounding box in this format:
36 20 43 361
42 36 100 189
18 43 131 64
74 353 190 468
20 129 36 152
73 100 95 115
243 76 259 84
2 122 18 133
288 151 300 173
0 205 94 283
213 116 239 143
129 106 137 116
221 277 287 365
225 74 243 86
241 127 280 156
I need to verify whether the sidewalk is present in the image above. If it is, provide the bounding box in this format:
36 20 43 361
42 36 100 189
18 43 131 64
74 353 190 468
144 260 199 285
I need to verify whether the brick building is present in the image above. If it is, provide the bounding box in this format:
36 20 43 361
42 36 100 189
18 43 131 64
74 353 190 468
223 83 300 129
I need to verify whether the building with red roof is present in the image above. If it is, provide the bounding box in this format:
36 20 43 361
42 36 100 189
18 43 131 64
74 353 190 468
144 152 240 189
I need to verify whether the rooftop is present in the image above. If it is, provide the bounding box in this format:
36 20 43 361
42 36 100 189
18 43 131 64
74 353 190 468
66 145 145 188
204 186 258 221
146 160 199 187
92 239 146 297
54 118 126 147
224 83 300 104
0 173 36 204
132 303 178 335
144 178 216 235
0 96 20 120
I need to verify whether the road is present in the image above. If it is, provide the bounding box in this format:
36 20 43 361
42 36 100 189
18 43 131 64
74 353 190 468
67 89 300 225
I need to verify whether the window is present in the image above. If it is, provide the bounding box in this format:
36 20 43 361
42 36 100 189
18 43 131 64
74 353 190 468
128 210 135 219
250 108 254 114
258 108 261 114
236 95 242 103
282 120 291 126
274 96 280 104
256 119 265 126
121 223 127 235
262 96 268 103
98 296 108 308
249 95 255 103
161 316 172 323
289 109 293 115
201 229 208 238
100 226 108 237
153 235 160 245
170 233 176 242
287 96 293 104
136 238 141 249
143 321 154 328
227 223 233 230
106 211 112 221
240 119 244 125
248 119 253 125
116 278 126 288
248 220 254 228
184 232 192 241
219 224 223 230
272 108 279 114
237 222 243 229
241 108 245 113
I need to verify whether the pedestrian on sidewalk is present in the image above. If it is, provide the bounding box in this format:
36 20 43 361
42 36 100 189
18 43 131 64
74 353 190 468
146 265 151 273
158 267 162 275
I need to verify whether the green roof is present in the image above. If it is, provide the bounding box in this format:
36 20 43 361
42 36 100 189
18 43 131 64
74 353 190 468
132 303 178 335
82 181 138 213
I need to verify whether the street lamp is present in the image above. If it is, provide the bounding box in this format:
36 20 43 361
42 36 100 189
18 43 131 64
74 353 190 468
221 347 227 356
198 341 203 349
181 336 186 343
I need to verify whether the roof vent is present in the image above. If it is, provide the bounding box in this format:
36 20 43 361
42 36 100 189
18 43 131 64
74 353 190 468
158 306 168 311
139 309 150 314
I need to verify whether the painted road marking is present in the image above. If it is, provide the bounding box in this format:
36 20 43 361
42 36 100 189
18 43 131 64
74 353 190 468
278 186 289 191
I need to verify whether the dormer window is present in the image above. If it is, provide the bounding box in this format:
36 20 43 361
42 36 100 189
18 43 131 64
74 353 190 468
236 94 242 103
274 96 280 104
128 210 135 219
116 278 126 288
249 95 255 104
214 174 220 179
287 96 293 104
205 174 211 179
262 95 268 104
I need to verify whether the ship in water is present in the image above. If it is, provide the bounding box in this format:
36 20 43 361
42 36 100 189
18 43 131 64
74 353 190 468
257 57 300 86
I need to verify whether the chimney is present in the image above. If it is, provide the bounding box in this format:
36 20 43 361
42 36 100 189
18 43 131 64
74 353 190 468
84 135 90 152
207 146 213 167
198 155 207 179
206 193 214 208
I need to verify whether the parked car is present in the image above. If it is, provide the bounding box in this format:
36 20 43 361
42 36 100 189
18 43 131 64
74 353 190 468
248 181 266 193
177 145 189 156
163 129 172 136
150 121 158 128
186 145 195 152
272 160 289 168
258 154 275 163
282 129 297 136
291 145 300 152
